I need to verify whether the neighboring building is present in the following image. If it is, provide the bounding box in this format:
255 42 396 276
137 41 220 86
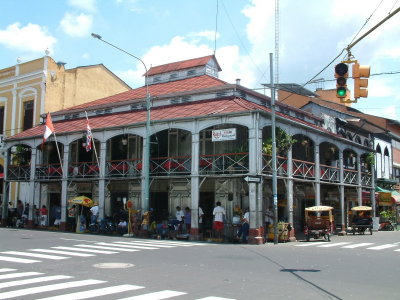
3 55 372 242
0 54 131 212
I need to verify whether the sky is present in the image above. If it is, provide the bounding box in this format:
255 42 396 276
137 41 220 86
0 0 399 121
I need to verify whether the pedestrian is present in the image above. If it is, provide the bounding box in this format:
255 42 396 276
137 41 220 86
198 205 205 234
175 206 184 233
53 205 61 226
238 208 250 243
213 201 226 239
265 206 274 234
184 207 191 234
90 204 99 225
16 200 24 218
117 219 128 235
33 205 39 226
39 205 48 227
67 205 77 231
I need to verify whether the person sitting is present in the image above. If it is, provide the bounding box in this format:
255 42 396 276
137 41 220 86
117 219 128 235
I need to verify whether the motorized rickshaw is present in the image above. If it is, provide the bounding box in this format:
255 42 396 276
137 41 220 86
350 206 373 235
304 206 334 242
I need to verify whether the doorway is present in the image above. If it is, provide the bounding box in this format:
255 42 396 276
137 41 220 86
150 192 168 222
199 192 215 231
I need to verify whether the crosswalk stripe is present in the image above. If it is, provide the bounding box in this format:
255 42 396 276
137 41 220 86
96 242 158 250
0 255 40 263
0 268 16 273
31 249 95 257
73 244 140 252
394 249 400 252
342 243 374 249
36 284 145 300
129 240 203 247
317 242 351 248
294 242 327 247
118 290 187 300
51 246 118 254
114 241 176 248
197 297 236 300
367 244 397 250
0 279 105 300
0 271 43 280
2 251 69 260
0 275 72 289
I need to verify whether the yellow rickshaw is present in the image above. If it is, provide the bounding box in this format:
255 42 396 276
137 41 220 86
304 206 334 242
350 206 373 235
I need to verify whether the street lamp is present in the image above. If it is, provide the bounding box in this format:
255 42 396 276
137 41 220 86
91 33 151 213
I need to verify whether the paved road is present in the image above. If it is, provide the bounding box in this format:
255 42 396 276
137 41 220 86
0 228 398 300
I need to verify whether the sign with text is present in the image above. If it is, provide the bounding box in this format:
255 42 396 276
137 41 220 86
212 128 236 142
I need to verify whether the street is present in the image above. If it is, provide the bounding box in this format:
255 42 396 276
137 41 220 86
0 228 399 300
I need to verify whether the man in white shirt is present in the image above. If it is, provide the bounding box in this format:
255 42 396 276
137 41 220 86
213 201 225 239
198 206 205 234
175 206 184 233
238 208 250 243
90 205 99 225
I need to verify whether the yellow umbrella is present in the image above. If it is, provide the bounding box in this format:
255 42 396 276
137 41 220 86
68 196 96 207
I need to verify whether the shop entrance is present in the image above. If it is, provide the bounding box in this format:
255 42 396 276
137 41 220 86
200 192 215 231
150 192 168 222
49 193 61 227
111 192 128 221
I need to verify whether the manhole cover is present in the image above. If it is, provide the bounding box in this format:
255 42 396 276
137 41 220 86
93 263 134 269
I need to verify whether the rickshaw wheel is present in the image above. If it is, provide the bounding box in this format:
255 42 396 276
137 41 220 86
306 234 310 242
352 229 355 235
370 228 373 235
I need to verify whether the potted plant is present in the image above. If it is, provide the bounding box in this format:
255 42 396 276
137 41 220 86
263 128 296 156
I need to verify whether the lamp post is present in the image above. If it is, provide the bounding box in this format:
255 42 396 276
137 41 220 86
91 33 151 213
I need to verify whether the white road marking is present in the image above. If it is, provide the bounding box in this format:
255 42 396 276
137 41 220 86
51 246 118 254
367 244 398 250
0 255 40 263
36 284 145 300
31 249 95 257
129 240 204 247
96 242 158 250
342 243 374 249
114 241 176 248
0 275 72 289
118 290 187 300
317 242 352 248
2 251 68 260
72 244 139 252
197 297 236 300
0 271 43 280
0 268 16 273
0 279 105 300
59 238 97 243
294 242 327 247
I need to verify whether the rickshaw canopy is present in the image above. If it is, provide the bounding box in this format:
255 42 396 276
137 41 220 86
351 206 372 212
305 206 334 212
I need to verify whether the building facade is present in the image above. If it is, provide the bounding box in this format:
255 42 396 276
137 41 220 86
3 56 374 242
0 54 131 208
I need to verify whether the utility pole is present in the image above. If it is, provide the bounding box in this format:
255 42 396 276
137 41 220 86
269 53 278 245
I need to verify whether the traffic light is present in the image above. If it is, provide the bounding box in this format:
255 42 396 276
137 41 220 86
352 62 370 99
334 63 349 99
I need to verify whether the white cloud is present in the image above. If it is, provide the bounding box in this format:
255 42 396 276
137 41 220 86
60 13 93 37
68 0 97 13
191 30 220 41
81 53 89 59
0 22 57 54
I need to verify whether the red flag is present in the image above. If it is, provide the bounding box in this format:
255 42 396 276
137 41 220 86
42 112 54 145
85 120 92 152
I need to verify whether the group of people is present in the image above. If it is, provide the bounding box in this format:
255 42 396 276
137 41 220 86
4 200 50 228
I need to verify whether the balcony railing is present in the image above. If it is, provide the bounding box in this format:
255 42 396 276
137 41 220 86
344 168 358 184
107 159 141 177
69 162 100 178
320 164 339 183
151 156 191 175
7 165 30 180
199 153 249 175
36 163 63 180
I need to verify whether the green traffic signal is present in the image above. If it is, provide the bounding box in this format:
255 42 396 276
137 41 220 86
337 87 347 97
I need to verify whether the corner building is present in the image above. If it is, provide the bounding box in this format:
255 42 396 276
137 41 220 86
4 55 374 243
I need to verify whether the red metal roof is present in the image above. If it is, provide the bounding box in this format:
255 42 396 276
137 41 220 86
146 55 221 76
9 97 335 141
58 75 227 113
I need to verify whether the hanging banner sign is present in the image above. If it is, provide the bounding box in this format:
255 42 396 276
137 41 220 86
212 128 236 142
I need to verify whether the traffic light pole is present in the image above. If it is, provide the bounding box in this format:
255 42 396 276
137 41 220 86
346 6 400 57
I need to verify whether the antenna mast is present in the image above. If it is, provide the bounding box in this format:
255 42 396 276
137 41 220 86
274 0 279 85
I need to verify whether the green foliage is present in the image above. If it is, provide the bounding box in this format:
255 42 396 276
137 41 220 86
365 152 375 167
263 128 296 156
380 210 395 222
12 145 31 165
